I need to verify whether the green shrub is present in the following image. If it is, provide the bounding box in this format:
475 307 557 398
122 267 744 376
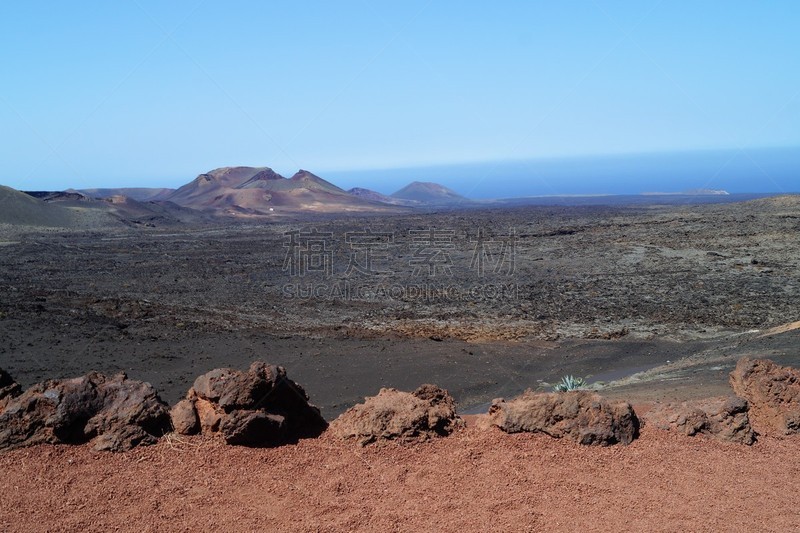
552 375 587 392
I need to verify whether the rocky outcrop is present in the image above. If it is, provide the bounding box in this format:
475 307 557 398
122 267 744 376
0 368 22 411
730 357 800 436
645 396 756 445
171 362 327 447
329 384 463 445
486 390 639 445
0 372 171 452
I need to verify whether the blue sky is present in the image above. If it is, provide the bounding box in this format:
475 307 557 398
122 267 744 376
1 1 799 193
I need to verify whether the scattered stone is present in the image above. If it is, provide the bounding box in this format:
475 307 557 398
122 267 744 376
329 384 463 445
0 368 22 411
730 357 800 436
172 362 327 447
645 396 755 445
486 390 639 445
0 372 171 452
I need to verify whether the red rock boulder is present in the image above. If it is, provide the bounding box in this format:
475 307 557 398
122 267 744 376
730 357 800 436
0 372 171 452
171 362 327 447
329 384 463 445
645 396 755 445
486 390 639 445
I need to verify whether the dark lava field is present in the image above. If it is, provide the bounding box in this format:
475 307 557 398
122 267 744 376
1 197 799 417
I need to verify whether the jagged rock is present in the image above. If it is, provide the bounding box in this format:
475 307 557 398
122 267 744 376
170 399 199 435
0 372 171 452
730 357 800 436
193 396 223 433
486 390 639 445
220 410 286 446
0 368 22 411
645 396 756 445
172 362 327 447
192 365 272 410
329 384 463 445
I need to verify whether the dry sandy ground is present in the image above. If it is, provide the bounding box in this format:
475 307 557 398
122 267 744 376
2 424 800 532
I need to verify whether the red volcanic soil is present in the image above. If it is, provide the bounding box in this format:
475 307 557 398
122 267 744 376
2 424 799 532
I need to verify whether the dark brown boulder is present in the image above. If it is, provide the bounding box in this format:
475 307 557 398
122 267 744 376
172 362 327 447
0 368 22 411
329 385 463 445
0 372 171 452
486 390 639 445
645 396 756 445
730 357 800 436
170 398 199 435
192 364 276 411
220 411 286 446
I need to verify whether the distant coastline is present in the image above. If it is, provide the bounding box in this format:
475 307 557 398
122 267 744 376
323 146 800 199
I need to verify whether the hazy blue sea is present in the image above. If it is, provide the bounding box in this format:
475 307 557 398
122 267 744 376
324 147 800 199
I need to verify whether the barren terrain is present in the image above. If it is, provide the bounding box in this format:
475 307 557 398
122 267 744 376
1 197 799 531
3 427 800 532
1 198 798 410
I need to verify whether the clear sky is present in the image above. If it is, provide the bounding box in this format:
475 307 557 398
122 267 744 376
1 1 799 192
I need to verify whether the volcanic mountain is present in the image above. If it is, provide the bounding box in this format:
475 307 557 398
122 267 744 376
165 167 400 215
0 185 75 227
16 188 210 227
347 187 419 206
390 181 470 205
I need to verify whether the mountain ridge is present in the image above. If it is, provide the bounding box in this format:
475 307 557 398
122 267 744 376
390 181 470 205
163 166 402 215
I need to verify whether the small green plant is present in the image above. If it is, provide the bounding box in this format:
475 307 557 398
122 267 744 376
552 375 587 392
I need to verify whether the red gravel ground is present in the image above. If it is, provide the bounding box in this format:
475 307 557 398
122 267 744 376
2 424 800 532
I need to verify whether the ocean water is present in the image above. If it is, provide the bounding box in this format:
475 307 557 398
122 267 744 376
324 146 800 199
